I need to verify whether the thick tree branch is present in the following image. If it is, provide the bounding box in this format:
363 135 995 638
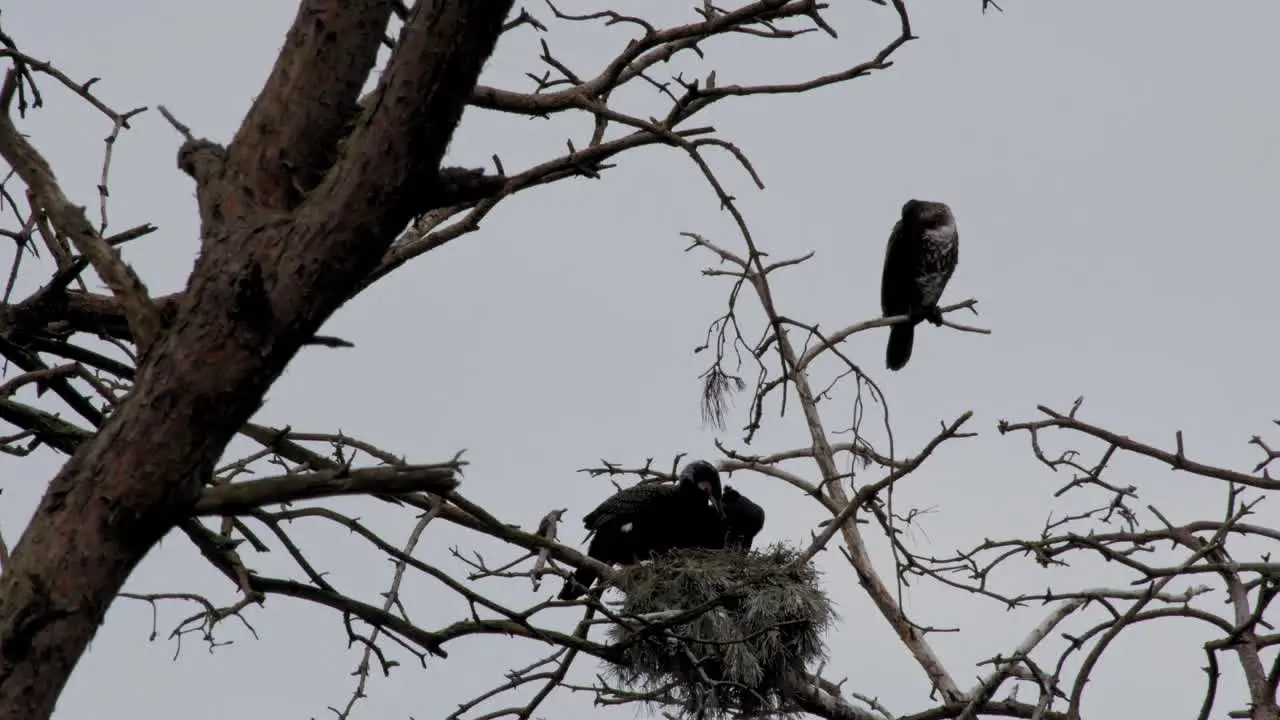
176 139 227 230
788 677 877 720
0 396 89 455
194 464 462 516
218 0 394 222
313 0 515 229
0 287 178 343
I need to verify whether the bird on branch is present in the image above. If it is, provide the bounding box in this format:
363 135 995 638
558 460 726 601
880 199 960 371
721 486 765 551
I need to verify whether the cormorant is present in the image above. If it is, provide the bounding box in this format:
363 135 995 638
721 486 765 551
880 199 959 371
558 460 726 601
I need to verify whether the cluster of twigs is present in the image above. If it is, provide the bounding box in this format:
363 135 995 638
605 543 836 719
6 2 1278 720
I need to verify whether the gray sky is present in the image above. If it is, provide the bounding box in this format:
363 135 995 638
3 1 1279 718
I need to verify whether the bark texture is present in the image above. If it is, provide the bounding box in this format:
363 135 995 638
0 1 514 717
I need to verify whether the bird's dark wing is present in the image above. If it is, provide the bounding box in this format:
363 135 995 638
881 216 921 317
724 488 766 549
581 482 675 531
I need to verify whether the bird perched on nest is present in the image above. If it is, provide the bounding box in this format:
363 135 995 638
558 460 726 601
880 199 959 371
721 486 765 551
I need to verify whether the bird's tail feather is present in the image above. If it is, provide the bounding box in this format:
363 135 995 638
886 323 915 371
558 567 596 601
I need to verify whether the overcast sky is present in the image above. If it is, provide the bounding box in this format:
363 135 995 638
4 1 1280 718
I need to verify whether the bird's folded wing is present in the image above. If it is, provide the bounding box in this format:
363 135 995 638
581 482 672 530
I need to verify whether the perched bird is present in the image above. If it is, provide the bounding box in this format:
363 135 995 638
880 199 960 371
558 460 726 601
721 486 766 551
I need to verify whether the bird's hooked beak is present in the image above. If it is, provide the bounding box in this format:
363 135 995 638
700 480 725 519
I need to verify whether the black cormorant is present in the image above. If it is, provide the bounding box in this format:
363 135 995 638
558 460 726 601
880 199 960 371
721 486 765 551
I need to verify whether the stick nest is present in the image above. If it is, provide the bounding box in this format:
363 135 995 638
604 542 835 719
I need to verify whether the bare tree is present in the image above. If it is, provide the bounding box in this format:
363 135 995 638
3 2 1277 720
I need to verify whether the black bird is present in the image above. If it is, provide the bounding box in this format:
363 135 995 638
721 486 765 551
558 460 726 601
880 199 960 371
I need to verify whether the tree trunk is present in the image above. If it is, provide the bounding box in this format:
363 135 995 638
0 2 514 717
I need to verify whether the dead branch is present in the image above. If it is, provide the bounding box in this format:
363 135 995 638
1001 402 1279 491
0 90 160 352
193 463 463 515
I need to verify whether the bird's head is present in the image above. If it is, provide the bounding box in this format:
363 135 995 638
678 459 724 518
902 199 954 228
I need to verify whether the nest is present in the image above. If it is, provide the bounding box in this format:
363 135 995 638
604 542 836 719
